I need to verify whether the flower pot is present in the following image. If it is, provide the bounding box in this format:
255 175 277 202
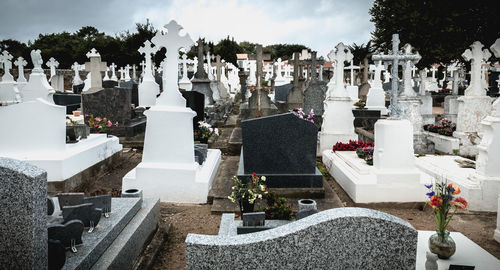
298 199 317 212
121 189 143 199
72 110 81 117
429 230 456 259
239 200 255 215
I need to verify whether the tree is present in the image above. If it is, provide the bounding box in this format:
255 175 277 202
369 0 500 67
348 42 374 66
239 41 256 54
0 39 30 66
214 36 242 65
264 44 309 60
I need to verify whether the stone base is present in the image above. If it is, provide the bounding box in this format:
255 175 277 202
424 131 459 154
318 131 358 157
3 134 122 184
191 80 214 105
415 155 500 211
237 154 323 189
322 150 428 203
398 97 423 134
122 149 221 203
453 131 482 157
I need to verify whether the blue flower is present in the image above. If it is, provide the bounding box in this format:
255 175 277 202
447 194 454 200
426 191 435 198
425 184 433 189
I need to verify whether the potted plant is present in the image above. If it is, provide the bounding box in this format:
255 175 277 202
425 182 468 259
257 191 294 220
194 121 219 144
228 173 267 215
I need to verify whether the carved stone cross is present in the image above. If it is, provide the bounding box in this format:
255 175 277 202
14 56 27 83
0 50 14 81
46 57 59 82
124 64 131 81
110 62 118 81
84 48 107 90
71 62 83 85
344 59 360 86
180 54 189 81
138 40 159 81
151 20 194 106
211 55 224 82
462 41 491 96
327 42 353 98
372 34 421 119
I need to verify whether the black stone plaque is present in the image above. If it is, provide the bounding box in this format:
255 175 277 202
242 212 265 226
84 194 112 215
274 83 293 103
48 220 84 248
57 193 84 210
102 80 118 89
53 92 81 114
62 203 102 228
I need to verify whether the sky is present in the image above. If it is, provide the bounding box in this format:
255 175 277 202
0 0 375 58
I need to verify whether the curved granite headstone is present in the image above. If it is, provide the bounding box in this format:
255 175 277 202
48 220 84 248
62 203 102 228
186 208 418 269
48 239 66 270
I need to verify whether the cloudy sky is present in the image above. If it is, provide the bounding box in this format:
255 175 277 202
0 0 375 57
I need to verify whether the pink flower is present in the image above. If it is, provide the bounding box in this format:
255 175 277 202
95 117 102 122
107 120 112 127
84 114 89 118
114 121 119 127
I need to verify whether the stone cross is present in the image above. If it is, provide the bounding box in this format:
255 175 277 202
206 51 215 80
411 65 418 77
140 60 146 77
110 62 118 81
327 42 353 97
71 62 83 85
292 52 301 87
151 20 194 106
275 58 284 79
193 38 209 80
371 60 385 88
124 64 132 81
372 34 421 119
0 50 14 81
462 41 491 96
180 54 189 81
255 44 264 90
14 56 27 83
448 71 464 96
430 66 438 79
211 55 224 82
132 64 137 80
84 48 107 90
401 44 420 97
103 67 110 80
193 56 198 74
344 59 360 86
46 57 59 82
138 40 159 82
118 67 125 81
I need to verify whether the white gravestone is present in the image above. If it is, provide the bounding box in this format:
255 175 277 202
84 48 107 91
345 60 360 104
71 62 84 86
123 20 221 203
103 66 110 80
110 63 118 81
21 49 55 102
14 56 27 83
366 60 387 114
46 57 64 92
274 58 287 86
178 54 192 91
454 41 493 157
0 50 21 104
319 42 358 155
124 64 132 81
138 40 160 107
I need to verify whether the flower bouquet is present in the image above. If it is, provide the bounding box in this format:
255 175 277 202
292 108 315 123
228 173 267 214
85 114 118 134
425 182 468 259
194 121 219 143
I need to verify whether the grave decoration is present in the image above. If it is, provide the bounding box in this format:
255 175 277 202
425 182 468 259
228 173 268 214
194 121 219 144
423 118 456 137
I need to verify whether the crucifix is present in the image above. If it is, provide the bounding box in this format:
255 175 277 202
462 41 491 96
0 50 14 82
180 54 190 81
124 64 132 81
344 59 360 86
46 57 59 82
84 48 107 90
138 40 159 82
211 55 224 82
110 63 118 81
14 56 27 83
327 42 353 98
151 20 194 106
372 34 421 119
192 38 209 80
71 62 83 85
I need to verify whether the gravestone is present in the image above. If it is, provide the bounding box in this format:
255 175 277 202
53 92 82 114
191 38 214 105
0 158 47 269
84 48 107 91
182 90 205 130
57 192 85 210
186 208 418 269
14 56 28 83
138 40 161 107
303 51 327 124
238 113 323 189
286 52 304 110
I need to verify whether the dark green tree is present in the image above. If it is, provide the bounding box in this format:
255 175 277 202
348 42 374 66
264 43 309 60
214 36 242 65
239 41 256 54
0 39 30 66
369 0 500 67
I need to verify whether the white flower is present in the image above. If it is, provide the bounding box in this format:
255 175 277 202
261 176 266 181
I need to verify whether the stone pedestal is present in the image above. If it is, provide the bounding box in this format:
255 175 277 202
398 97 429 153
444 95 459 123
454 95 492 157
138 80 160 107
22 72 55 102
419 94 434 125
346 85 359 104
374 119 415 170
239 90 278 120
0 81 21 104
319 97 357 156
366 85 387 115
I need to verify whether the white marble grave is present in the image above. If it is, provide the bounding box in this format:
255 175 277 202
0 50 22 104
319 43 358 156
366 60 387 114
122 20 221 203
138 40 160 107
21 50 55 102
178 54 193 91
47 57 64 92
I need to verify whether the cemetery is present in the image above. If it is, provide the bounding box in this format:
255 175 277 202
0 1 500 269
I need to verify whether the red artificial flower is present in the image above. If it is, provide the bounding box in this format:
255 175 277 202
450 197 468 210
429 195 442 209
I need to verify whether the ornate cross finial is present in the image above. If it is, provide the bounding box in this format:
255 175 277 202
46 57 59 81
86 48 99 58
151 20 194 106
14 56 28 83
138 40 159 81
328 42 353 97
0 50 14 81
462 41 491 96
84 48 107 89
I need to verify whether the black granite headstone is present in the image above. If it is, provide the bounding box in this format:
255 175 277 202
57 193 84 210
102 80 118 89
303 80 327 117
47 197 55 216
274 83 293 103
48 220 84 249
238 113 323 188
73 84 84 94
182 91 205 129
53 93 81 114
119 81 139 106
84 194 112 215
242 212 265 226
62 203 102 228
48 239 66 270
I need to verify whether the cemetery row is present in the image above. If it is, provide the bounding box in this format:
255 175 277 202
1 19 500 269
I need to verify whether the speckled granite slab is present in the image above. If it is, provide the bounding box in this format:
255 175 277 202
62 198 141 270
186 207 417 270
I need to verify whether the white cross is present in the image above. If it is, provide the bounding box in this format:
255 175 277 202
71 62 83 85
124 64 131 81
140 60 146 78
275 58 284 79
138 40 159 82
46 57 59 82
180 54 189 81
327 42 353 97
211 55 224 82
344 59 360 86
119 67 125 81
0 50 14 81
84 48 107 89
372 34 421 119
14 56 27 83
103 66 110 80
411 65 418 77
401 44 419 97
462 41 491 96
110 63 118 81
430 66 438 79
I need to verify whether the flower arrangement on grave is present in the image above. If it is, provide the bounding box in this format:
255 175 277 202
424 118 456 137
85 114 118 134
332 140 373 152
425 182 468 259
257 191 294 220
228 173 268 214
194 121 219 143
65 116 79 126
353 100 366 109
292 108 315 123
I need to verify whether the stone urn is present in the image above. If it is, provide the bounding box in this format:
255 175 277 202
296 199 318 220
121 189 143 200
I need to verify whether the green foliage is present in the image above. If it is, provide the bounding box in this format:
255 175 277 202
369 0 500 67
348 42 374 66
214 36 242 66
258 191 294 220
239 41 256 54
264 43 309 60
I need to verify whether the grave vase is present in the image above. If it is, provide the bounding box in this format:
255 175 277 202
429 230 456 259
239 200 255 215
